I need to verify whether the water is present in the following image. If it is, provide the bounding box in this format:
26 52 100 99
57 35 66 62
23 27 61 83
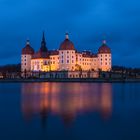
0 83 140 140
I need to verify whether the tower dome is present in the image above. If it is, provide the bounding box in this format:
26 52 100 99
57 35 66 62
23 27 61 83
98 40 111 54
59 33 75 50
22 40 34 55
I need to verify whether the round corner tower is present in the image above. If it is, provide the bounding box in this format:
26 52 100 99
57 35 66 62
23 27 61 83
59 33 76 71
98 40 112 71
21 40 34 72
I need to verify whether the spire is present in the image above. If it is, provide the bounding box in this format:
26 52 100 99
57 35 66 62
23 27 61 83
26 39 30 45
102 34 107 45
42 31 45 41
103 40 107 44
40 31 48 52
65 32 69 40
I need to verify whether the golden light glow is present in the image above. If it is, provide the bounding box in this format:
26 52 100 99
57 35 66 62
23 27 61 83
21 83 112 122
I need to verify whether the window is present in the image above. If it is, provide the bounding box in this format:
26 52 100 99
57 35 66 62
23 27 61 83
44 61 47 65
67 51 69 54
67 60 69 63
62 60 63 63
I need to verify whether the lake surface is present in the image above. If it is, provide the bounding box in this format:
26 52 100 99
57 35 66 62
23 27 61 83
0 82 140 140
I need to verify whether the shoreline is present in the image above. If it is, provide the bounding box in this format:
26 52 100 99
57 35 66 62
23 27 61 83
0 78 140 83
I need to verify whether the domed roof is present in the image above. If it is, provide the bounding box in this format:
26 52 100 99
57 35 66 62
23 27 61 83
59 33 75 50
98 40 111 54
22 40 34 55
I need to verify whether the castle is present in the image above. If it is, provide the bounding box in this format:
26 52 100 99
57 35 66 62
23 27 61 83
21 32 112 74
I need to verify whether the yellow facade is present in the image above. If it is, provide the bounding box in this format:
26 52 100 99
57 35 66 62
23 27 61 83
50 55 59 71
30 51 111 72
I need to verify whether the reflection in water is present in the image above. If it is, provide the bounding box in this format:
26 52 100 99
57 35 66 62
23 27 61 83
21 83 112 125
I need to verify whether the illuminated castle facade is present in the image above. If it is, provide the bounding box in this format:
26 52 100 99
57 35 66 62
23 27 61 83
21 33 112 73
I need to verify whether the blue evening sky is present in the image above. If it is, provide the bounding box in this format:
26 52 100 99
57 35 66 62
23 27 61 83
0 0 140 67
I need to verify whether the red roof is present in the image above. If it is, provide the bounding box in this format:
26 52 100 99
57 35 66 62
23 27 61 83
49 50 59 55
22 42 34 55
59 34 75 50
32 51 50 59
98 41 111 54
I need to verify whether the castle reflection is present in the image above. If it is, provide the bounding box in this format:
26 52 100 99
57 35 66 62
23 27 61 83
21 83 112 124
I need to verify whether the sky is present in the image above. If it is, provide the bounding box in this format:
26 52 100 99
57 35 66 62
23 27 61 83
0 0 140 67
